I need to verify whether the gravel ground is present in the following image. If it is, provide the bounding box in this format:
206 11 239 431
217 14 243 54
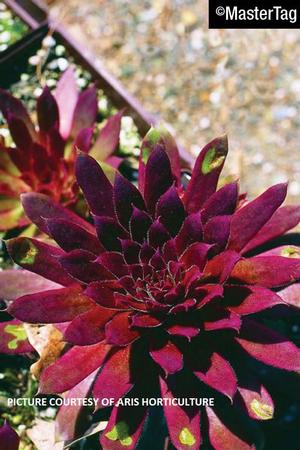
46 1 300 201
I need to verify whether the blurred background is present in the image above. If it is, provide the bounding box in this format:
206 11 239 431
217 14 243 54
44 0 300 202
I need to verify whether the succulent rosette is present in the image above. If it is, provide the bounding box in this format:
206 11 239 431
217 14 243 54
0 67 123 232
5 129 300 449
0 421 20 450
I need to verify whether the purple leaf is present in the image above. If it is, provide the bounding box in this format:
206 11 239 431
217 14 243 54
231 255 300 288
71 86 98 137
8 286 94 323
143 147 174 214
183 135 228 213
242 205 300 254
91 110 123 160
0 421 20 450
0 88 36 139
39 342 110 394
6 237 74 286
75 153 114 217
21 192 95 235
0 269 61 302
227 183 287 252
54 66 79 139
237 319 300 371
37 86 59 133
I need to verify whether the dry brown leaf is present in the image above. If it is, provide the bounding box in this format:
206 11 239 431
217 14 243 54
24 324 66 379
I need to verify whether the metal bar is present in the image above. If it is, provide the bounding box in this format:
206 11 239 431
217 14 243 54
4 0 46 29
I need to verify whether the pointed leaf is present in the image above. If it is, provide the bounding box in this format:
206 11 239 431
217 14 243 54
175 213 203 254
156 185 186 236
150 341 183 375
21 192 95 235
0 88 36 139
64 305 116 345
225 286 284 315
93 346 133 407
184 135 228 213
194 352 237 400
6 237 74 286
143 147 174 214
0 421 20 450
71 86 98 137
228 183 287 252
39 342 110 394
201 181 238 223
101 404 147 450
91 110 123 160
59 249 114 283
0 269 60 302
54 67 79 139
74 127 94 153
8 286 93 323
47 218 103 254
75 153 114 217
231 256 300 288
105 312 139 346
237 319 300 371
242 205 300 254
114 173 145 228
37 87 59 133
207 407 256 450
160 377 201 450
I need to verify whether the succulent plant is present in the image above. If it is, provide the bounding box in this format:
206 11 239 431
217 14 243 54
0 421 20 450
4 128 300 449
0 67 123 232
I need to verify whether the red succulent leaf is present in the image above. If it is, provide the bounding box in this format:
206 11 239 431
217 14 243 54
55 370 98 441
93 345 133 407
105 312 139 346
75 153 114 217
39 342 110 394
236 319 300 371
0 269 61 302
143 146 174 214
6 237 74 286
231 255 300 288
100 403 147 450
206 407 256 450
0 421 20 450
21 192 95 235
71 85 98 137
194 352 237 400
227 183 287 252
64 306 116 345
0 88 36 140
37 86 59 135
8 286 93 324
91 110 123 160
54 66 79 139
201 181 238 223
46 218 104 253
242 205 300 254
160 377 201 450
138 126 181 194
183 135 228 213
150 340 183 375
74 127 94 152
